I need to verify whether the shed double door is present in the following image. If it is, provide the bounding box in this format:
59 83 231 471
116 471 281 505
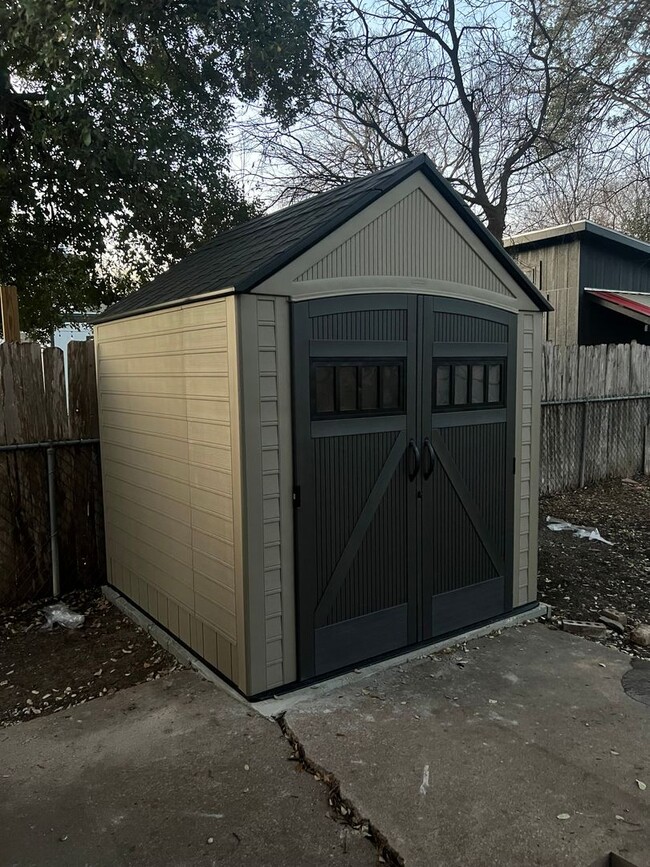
292 294 516 680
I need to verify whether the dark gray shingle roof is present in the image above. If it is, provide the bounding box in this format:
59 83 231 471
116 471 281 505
98 155 551 322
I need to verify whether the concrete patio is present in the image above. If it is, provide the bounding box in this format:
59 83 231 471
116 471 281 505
0 672 374 866
2 623 648 866
272 624 649 866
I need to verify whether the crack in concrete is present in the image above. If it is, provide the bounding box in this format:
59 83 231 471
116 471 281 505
275 712 405 867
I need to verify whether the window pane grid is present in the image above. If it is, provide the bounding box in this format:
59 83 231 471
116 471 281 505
433 359 504 411
311 360 405 418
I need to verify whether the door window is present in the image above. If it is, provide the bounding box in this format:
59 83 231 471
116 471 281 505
311 360 405 418
433 359 504 410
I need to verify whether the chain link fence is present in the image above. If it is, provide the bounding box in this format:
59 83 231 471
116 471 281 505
540 395 650 494
0 440 105 606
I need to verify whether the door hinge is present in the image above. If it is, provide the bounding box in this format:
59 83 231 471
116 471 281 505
293 486 301 507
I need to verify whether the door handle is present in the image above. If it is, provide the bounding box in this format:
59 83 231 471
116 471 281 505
408 438 421 481
422 437 435 480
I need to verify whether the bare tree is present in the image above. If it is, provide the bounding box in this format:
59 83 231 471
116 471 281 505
516 137 650 233
241 0 648 241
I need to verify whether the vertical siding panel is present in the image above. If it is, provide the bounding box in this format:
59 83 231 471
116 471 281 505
217 634 232 679
295 188 513 296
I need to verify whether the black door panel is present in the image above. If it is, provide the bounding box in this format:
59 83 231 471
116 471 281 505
292 295 418 679
421 297 516 640
292 294 516 679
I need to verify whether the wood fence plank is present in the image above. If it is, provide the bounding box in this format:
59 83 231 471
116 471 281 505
42 347 68 440
68 340 98 439
0 285 20 342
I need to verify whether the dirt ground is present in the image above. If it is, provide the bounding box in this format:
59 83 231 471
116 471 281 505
538 474 650 658
0 589 182 727
2 475 648 727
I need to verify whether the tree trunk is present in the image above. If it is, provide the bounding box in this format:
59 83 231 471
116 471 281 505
485 208 506 243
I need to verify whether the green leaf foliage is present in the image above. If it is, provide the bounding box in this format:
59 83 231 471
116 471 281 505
0 0 322 339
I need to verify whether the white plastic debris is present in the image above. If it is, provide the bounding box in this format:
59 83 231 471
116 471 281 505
546 516 613 545
41 603 85 630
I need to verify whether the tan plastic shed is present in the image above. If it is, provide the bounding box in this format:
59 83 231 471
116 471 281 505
94 155 551 698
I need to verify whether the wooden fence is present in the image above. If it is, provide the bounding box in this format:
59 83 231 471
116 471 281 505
0 340 105 606
540 342 650 494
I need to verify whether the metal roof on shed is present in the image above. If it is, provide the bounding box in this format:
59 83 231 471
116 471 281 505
98 154 551 322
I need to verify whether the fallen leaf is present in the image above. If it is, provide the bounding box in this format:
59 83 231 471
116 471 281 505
636 780 646 791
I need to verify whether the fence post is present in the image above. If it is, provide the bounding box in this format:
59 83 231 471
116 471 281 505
46 446 60 598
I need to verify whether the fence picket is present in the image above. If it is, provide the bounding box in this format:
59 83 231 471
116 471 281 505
42 347 68 440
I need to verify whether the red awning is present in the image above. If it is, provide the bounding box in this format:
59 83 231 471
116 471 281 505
585 290 650 326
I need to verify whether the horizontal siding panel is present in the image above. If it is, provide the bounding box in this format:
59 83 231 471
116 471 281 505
102 408 188 439
104 476 192 525
189 465 232 497
106 491 192 544
98 374 185 398
98 333 185 356
192 527 234 567
185 325 228 349
101 426 189 460
193 553 235 590
106 520 193 574
101 442 189 483
185 352 229 374
181 306 228 327
99 355 185 376
188 420 231 448
108 508 193 562
186 398 230 423
193 572 236 614
188 442 232 472
192 503 233 542
186 375 229 398
195 595 237 642
100 391 187 418
104 460 190 505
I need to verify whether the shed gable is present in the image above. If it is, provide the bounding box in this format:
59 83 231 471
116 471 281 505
296 187 512 297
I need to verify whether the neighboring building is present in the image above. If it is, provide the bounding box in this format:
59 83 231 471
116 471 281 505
505 221 650 346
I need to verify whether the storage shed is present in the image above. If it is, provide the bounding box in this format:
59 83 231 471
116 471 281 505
94 154 551 697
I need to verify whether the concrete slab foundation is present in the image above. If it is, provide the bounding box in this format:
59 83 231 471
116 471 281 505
0 671 375 866
282 624 649 867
